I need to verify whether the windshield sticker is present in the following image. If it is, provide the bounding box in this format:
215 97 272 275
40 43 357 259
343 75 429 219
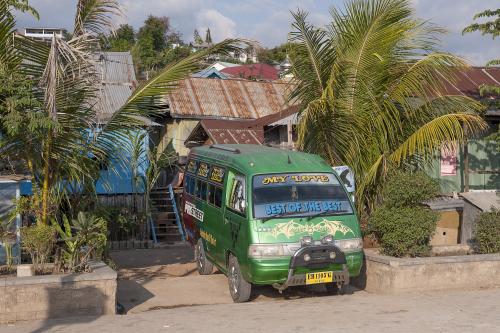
261 174 330 185
187 160 198 173
197 163 209 178
265 201 343 216
185 201 204 222
267 219 354 238
210 167 225 184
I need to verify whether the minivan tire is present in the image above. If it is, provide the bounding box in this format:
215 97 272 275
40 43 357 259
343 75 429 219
228 255 252 303
195 239 213 275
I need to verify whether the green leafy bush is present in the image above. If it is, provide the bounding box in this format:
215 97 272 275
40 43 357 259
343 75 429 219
20 223 56 272
52 212 108 272
474 209 500 254
381 171 440 207
369 171 440 257
369 206 438 257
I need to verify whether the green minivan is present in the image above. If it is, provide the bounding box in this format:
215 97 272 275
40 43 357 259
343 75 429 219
182 144 363 302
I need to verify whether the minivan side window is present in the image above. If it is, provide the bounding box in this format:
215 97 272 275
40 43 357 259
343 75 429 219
228 176 246 215
196 179 207 201
185 175 195 195
208 184 223 208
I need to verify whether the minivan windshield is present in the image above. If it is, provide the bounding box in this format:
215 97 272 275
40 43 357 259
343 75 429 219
252 173 353 219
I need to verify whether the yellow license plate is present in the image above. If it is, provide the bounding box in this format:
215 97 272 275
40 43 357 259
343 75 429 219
305 271 333 285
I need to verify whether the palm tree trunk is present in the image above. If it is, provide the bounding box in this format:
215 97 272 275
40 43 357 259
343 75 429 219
41 133 52 224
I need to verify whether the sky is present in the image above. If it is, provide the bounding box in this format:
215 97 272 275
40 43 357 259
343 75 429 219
14 0 500 65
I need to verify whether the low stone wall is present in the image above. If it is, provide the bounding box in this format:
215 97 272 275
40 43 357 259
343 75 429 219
357 249 500 294
0 262 116 324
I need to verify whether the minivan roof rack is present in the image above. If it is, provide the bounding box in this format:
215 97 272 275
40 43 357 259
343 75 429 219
209 144 241 154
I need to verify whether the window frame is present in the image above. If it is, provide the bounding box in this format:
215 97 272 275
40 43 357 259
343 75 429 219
227 175 247 217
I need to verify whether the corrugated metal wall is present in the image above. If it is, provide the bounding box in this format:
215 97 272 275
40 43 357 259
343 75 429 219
427 138 500 193
0 182 20 264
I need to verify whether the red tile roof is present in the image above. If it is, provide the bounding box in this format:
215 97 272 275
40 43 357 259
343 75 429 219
220 63 279 81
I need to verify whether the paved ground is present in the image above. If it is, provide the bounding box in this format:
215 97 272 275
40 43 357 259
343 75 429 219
2 288 500 333
109 246 346 312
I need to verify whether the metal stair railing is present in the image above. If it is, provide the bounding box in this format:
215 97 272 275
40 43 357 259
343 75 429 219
168 184 185 242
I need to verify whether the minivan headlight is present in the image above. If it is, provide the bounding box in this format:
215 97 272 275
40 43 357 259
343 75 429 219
248 244 285 258
334 238 363 252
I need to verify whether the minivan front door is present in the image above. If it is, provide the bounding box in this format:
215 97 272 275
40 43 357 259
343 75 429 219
219 172 248 270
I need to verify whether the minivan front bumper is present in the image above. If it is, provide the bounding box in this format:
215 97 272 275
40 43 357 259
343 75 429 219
245 245 361 289
272 244 348 292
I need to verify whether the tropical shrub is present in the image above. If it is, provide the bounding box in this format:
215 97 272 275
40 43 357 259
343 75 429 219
381 171 440 207
474 209 500 254
0 224 17 270
52 212 108 272
369 206 438 257
20 223 56 272
369 171 439 257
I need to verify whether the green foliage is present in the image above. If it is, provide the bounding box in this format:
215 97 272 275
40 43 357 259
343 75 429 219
474 209 500 254
257 43 290 64
20 223 56 272
462 8 499 38
0 222 16 269
193 29 203 44
463 7 499 137
369 206 438 257
288 0 486 214
104 24 135 51
7 0 39 19
381 171 440 207
205 28 212 44
52 212 107 272
368 171 440 257
137 15 170 51
0 69 45 137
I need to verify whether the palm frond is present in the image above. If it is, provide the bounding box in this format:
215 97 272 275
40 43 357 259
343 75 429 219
389 113 487 164
0 0 18 70
288 10 336 109
73 0 123 37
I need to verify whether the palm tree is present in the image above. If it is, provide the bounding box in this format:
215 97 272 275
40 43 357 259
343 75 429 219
288 0 487 214
0 0 244 223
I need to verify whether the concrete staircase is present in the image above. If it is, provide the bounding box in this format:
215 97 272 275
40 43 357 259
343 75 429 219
150 187 183 243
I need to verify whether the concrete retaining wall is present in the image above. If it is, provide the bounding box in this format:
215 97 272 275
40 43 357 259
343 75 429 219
0 262 116 324
358 249 500 293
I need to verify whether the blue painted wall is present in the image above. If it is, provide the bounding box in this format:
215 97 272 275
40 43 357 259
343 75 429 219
96 128 150 194
18 129 150 195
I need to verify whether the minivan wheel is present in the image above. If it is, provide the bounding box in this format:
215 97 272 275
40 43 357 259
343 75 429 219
228 255 252 303
195 239 213 275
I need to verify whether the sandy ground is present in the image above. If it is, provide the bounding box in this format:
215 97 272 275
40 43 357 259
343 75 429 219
109 246 349 313
3 288 500 333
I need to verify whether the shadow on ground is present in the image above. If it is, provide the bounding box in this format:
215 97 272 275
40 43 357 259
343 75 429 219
110 245 362 314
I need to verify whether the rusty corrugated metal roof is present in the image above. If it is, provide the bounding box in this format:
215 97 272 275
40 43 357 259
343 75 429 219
184 106 299 146
168 77 294 120
202 119 263 145
440 67 500 98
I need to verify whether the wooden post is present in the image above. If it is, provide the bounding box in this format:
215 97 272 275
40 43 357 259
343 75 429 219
287 119 293 150
463 138 469 192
